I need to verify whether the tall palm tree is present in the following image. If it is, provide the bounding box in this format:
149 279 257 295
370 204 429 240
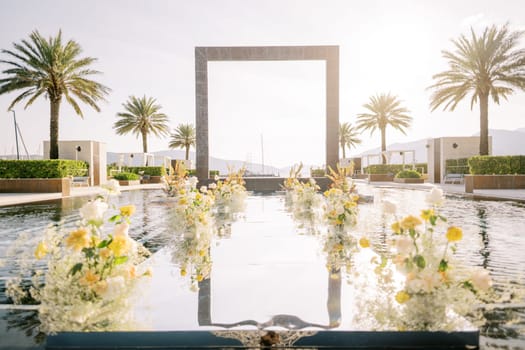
356 93 412 164
339 122 361 159
0 30 110 159
169 123 196 161
428 24 525 155
114 95 170 153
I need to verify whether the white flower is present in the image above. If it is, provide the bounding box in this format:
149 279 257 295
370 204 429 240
208 183 217 190
471 269 492 292
383 200 397 214
214 175 220 181
188 176 198 188
395 236 414 254
79 199 108 223
200 186 207 193
101 276 126 300
102 179 121 195
426 187 444 205
114 222 129 237
335 205 345 215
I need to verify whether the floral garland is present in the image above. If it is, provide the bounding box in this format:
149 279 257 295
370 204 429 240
7 180 151 333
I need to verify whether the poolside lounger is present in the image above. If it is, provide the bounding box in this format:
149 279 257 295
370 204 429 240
443 173 464 184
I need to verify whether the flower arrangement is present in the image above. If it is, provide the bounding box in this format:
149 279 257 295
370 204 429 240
209 166 248 215
370 187 493 331
7 181 151 333
288 178 324 235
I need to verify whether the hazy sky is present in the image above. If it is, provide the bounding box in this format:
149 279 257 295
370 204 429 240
1 0 524 168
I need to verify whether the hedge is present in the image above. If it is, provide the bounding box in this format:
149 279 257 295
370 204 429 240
445 158 470 174
395 170 421 179
121 166 166 176
310 168 325 177
187 169 220 177
468 155 525 175
0 160 88 178
113 172 140 180
364 163 427 175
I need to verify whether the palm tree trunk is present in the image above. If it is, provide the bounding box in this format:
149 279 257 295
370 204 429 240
381 127 387 164
49 100 60 159
142 131 148 153
185 145 189 161
341 142 346 159
479 93 489 155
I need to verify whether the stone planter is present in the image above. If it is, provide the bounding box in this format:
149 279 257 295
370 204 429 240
140 176 162 184
0 178 71 196
368 174 394 182
394 178 424 184
465 175 525 193
118 180 141 186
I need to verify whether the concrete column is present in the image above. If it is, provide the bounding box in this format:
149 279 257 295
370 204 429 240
195 47 209 180
326 47 339 171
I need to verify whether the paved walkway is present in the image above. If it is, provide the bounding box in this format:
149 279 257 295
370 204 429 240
1 181 525 207
0 183 163 207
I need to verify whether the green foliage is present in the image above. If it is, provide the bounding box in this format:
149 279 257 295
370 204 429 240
445 158 470 174
121 166 166 176
364 163 427 175
395 170 421 179
209 170 220 177
183 169 219 178
113 172 140 181
468 155 525 175
0 160 88 178
310 167 326 177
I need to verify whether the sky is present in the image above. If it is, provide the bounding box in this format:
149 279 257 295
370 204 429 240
0 0 524 168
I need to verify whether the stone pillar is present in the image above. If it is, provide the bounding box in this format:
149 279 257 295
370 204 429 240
195 47 209 180
326 47 339 171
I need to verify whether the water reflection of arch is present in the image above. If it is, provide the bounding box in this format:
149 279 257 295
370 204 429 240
197 268 342 330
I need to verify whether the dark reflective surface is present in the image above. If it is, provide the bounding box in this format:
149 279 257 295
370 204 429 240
0 188 524 349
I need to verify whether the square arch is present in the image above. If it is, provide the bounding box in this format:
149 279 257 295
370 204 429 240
195 45 339 179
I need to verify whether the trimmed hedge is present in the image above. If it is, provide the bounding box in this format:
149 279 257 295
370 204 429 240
310 168 325 177
0 160 88 178
187 169 220 177
445 158 470 174
395 169 421 179
365 163 427 175
113 172 140 180
121 166 166 176
468 155 525 175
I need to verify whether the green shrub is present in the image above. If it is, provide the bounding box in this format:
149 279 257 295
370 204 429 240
113 172 140 180
0 160 88 178
468 155 525 175
395 169 421 178
364 163 427 175
121 166 166 176
209 170 220 177
310 167 325 177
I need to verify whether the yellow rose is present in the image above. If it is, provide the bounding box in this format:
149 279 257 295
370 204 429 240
34 241 48 259
99 247 112 260
65 228 90 252
333 243 344 252
359 237 370 248
446 226 463 242
420 209 434 221
198 249 206 256
197 274 204 282
79 270 100 286
178 197 188 206
180 268 187 276
400 215 422 230
391 221 401 234
395 290 411 304
120 205 136 217
108 235 130 257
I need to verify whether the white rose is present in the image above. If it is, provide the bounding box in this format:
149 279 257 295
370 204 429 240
188 176 198 188
101 276 126 300
395 236 414 254
214 175 220 181
79 199 108 223
208 183 217 190
383 200 397 214
335 205 345 215
200 186 207 193
102 179 121 195
471 269 492 292
426 187 444 205
114 222 129 237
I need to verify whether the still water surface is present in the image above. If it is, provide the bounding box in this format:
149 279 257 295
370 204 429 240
0 186 524 349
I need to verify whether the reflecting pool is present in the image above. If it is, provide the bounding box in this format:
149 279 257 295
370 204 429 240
0 185 524 349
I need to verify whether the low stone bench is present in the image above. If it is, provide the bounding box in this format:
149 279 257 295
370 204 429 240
0 178 71 196
465 175 525 193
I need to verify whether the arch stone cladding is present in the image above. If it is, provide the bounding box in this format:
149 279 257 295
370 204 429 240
195 45 339 180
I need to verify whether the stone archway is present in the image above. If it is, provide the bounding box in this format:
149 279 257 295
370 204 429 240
195 45 339 180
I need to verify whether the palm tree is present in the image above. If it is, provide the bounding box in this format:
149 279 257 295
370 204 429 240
428 24 525 155
339 122 361 159
169 123 196 160
114 95 170 153
356 93 412 164
0 30 110 159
